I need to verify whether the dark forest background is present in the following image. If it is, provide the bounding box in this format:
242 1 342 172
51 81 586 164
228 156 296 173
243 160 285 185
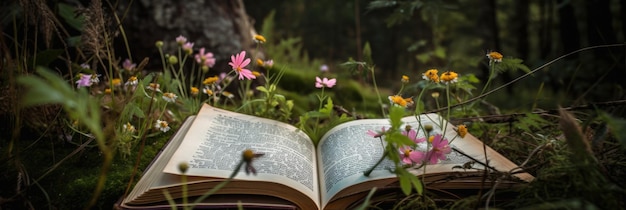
243 0 625 109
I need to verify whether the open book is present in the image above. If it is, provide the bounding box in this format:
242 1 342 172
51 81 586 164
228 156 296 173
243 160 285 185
119 104 534 210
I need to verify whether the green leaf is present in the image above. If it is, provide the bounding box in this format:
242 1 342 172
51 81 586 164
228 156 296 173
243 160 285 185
599 112 626 148
319 98 334 115
34 49 64 67
58 3 84 30
411 175 423 195
389 106 405 129
399 173 412 195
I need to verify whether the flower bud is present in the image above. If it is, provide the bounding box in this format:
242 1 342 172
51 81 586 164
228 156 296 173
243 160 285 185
168 55 179 64
155 41 164 48
424 124 433 133
178 162 189 174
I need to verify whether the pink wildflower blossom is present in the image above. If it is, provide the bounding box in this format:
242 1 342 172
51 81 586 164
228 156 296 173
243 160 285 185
315 77 336 88
123 59 136 71
228 51 255 80
175 35 187 45
399 146 425 165
76 74 93 88
195 48 216 68
182 42 194 54
402 128 425 144
426 134 451 164
366 127 386 138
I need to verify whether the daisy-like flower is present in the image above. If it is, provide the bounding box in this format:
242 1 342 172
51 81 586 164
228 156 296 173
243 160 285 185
399 146 425 165
162 92 177 103
90 74 100 84
195 48 216 68
315 77 336 88
242 149 264 175
111 78 122 87
146 83 161 92
182 42 194 55
440 71 459 84
222 91 234 99
104 88 112 94
76 74 93 88
366 127 386 138
125 76 138 86
422 69 440 83
264 60 274 68
203 76 219 85
487 51 503 63
123 59 136 71
457 125 468 138
175 35 187 45
190 86 199 96
252 71 262 77
401 75 409 83
228 51 256 80
253 35 266 44
123 122 136 133
388 95 410 107
155 119 170 133
426 134 451 164
203 87 213 96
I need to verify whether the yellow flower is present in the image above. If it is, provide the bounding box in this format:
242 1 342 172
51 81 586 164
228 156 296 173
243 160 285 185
111 78 121 86
431 92 440 98
252 71 261 77
203 88 213 96
457 125 468 138
487 51 503 62
401 75 409 83
388 95 408 107
125 76 138 86
428 135 434 143
440 71 459 84
254 35 266 43
190 86 199 96
422 69 440 83
256 58 264 66
222 91 234 99
104 88 112 94
203 76 219 85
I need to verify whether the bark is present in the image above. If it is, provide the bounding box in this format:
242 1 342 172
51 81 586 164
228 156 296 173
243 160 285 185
117 0 256 72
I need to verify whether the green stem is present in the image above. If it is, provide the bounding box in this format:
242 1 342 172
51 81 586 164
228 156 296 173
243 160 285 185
369 66 385 117
364 151 388 177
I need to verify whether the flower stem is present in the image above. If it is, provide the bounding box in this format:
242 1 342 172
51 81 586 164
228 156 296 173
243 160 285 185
364 151 388 177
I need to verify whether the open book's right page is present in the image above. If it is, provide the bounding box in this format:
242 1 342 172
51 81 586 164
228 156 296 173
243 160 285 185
317 113 534 209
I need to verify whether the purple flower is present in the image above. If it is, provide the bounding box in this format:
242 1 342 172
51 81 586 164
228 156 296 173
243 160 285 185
228 51 255 80
315 77 336 88
123 59 136 71
320 64 329 72
195 48 216 68
76 74 93 88
426 134 451 164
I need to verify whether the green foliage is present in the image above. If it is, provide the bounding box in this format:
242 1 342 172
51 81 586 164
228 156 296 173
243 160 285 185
516 113 550 133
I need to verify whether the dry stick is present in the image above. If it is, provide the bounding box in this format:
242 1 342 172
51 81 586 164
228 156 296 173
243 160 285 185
425 43 626 115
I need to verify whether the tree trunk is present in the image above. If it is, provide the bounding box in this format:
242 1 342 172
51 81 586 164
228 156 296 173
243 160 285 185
513 0 530 60
117 0 256 73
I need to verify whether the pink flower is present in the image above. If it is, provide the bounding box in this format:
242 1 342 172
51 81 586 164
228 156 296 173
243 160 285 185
315 77 336 88
402 129 425 144
228 51 255 80
366 127 386 138
175 35 187 45
195 48 216 68
182 42 194 54
399 146 425 165
123 59 136 71
426 134 451 164
76 74 93 88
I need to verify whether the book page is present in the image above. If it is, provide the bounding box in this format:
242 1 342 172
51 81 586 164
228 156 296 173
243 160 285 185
317 114 475 208
163 104 320 208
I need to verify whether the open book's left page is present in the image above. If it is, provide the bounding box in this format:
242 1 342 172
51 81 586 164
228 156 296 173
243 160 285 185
163 104 321 209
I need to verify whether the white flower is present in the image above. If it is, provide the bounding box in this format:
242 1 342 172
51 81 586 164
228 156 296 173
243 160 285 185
123 122 136 133
162 92 178 103
155 120 170 133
